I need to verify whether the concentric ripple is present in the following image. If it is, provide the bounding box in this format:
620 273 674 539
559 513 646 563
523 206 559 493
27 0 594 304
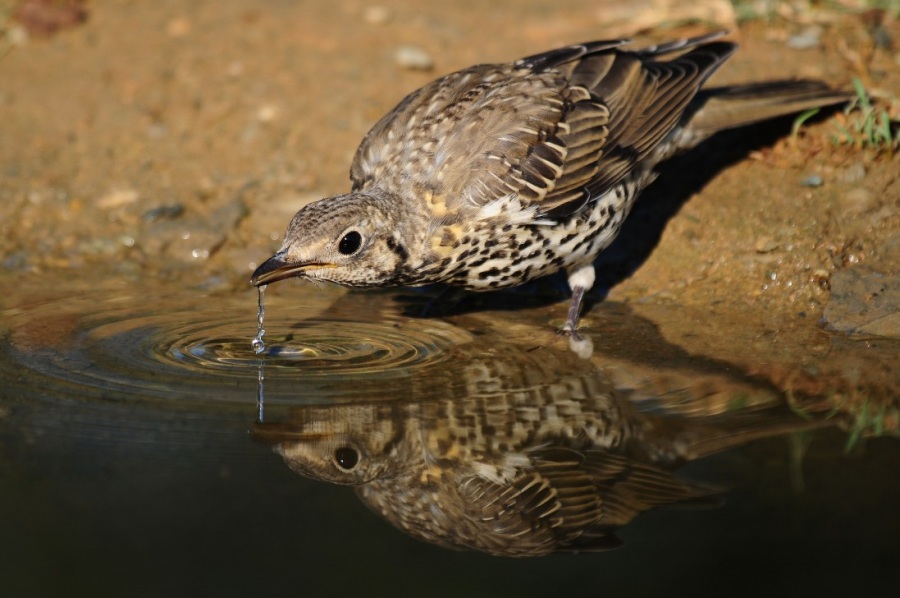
1 281 473 405
169 318 467 377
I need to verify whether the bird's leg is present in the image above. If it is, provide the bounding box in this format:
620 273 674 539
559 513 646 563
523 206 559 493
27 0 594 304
563 286 585 333
562 263 595 334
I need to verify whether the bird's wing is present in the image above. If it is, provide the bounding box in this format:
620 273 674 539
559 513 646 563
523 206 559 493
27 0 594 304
456 446 718 554
351 34 736 222
548 35 736 215
454 446 607 555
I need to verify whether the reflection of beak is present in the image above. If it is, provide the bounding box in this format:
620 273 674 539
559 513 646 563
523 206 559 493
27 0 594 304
252 422 328 445
250 255 333 286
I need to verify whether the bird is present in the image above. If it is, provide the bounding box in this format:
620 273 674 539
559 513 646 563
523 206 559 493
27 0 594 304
254 363 708 556
251 32 847 331
253 345 832 556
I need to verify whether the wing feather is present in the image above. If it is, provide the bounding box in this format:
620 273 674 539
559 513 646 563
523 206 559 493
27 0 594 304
452 446 716 554
350 34 736 222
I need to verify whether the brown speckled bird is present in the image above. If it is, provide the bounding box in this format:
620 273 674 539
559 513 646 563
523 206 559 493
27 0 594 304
253 345 831 557
252 32 846 330
255 375 718 556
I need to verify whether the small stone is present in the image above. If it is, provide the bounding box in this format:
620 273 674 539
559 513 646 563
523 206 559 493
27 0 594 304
801 175 823 187
811 269 830 290
97 189 139 209
787 26 822 50
754 237 780 253
142 203 184 222
394 45 434 71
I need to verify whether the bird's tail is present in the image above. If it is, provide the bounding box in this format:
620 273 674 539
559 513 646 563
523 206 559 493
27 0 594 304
633 400 844 465
679 80 852 147
681 410 840 461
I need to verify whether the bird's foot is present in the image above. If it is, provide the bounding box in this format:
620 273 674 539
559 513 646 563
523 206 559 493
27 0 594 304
559 285 586 337
558 321 581 338
550 323 593 359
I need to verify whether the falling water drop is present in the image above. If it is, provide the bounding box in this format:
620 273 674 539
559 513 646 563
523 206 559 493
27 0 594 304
256 359 265 423
251 284 267 354
253 284 267 420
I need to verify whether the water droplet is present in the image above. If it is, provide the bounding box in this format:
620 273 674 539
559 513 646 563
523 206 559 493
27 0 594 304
252 284 267 354
256 359 265 423
251 337 265 354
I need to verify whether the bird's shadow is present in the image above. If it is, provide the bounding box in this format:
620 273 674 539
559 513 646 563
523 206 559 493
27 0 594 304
396 117 818 319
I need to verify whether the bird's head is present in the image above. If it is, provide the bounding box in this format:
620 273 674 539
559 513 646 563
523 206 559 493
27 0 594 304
274 432 390 486
253 404 412 486
251 191 410 288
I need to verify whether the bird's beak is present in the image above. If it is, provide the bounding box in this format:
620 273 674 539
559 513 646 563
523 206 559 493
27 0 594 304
252 422 330 444
250 255 307 286
250 254 335 286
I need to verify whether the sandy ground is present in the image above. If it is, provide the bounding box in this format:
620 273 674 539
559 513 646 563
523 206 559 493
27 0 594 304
1 1 898 409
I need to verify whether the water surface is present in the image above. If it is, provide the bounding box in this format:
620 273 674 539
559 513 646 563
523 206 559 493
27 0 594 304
0 276 896 596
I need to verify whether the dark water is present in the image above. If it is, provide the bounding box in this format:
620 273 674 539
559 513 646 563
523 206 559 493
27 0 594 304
0 278 896 597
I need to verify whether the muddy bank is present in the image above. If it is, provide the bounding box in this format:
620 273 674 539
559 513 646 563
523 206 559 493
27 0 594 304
1 0 898 407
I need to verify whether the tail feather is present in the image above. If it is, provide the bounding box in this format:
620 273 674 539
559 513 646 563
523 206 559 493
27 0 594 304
681 80 852 145
682 412 839 461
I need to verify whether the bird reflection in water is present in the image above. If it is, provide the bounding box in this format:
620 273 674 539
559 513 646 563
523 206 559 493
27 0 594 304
254 345 833 557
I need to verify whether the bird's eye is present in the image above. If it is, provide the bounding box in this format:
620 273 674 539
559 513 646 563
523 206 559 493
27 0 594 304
338 231 362 255
334 447 359 470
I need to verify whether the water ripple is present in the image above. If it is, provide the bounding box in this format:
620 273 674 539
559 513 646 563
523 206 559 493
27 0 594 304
161 315 472 377
2 284 473 405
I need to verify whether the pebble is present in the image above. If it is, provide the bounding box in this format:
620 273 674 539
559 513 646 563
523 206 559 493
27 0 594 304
787 26 822 50
801 175 824 187
754 237 780 253
393 45 434 71
97 188 139 209
142 203 184 222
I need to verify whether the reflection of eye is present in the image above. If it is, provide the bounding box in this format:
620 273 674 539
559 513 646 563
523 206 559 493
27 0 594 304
334 447 359 470
338 231 362 255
